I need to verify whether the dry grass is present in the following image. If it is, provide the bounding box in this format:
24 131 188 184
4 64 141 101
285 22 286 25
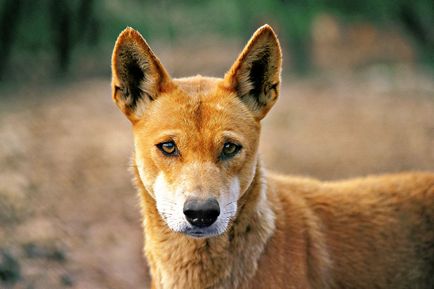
0 47 433 288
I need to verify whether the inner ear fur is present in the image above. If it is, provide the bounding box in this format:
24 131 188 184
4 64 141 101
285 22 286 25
224 25 282 120
111 27 173 122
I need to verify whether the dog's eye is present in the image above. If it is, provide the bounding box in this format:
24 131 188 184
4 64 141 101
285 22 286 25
220 142 241 160
156 141 179 157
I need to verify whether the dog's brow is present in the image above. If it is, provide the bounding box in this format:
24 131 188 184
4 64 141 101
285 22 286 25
155 130 182 141
221 131 245 143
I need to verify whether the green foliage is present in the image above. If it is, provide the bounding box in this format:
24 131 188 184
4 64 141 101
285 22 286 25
0 0 432 79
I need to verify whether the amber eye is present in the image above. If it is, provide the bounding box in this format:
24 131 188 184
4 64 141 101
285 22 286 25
156 141 179 157
220 142 241 160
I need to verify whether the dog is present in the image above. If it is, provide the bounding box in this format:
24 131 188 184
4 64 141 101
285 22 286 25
110 25 434 289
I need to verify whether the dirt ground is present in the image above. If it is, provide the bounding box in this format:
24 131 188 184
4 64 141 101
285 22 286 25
0 60 433 288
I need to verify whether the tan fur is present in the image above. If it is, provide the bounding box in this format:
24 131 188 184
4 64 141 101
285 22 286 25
111 25 434 289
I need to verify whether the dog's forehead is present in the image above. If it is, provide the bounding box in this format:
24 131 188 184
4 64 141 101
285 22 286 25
149 76 244 127
172 75 222 97
136 75 258 143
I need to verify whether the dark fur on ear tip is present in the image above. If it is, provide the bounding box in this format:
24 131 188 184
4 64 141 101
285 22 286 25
116 27 145 45
255 24 277 38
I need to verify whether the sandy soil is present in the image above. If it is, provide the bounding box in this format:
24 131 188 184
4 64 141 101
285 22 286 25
0 66 433 288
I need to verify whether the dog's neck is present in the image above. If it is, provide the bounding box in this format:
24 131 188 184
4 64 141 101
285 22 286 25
134 160 275 289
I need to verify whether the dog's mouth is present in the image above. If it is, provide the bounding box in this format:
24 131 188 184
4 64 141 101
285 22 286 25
181 226 222 238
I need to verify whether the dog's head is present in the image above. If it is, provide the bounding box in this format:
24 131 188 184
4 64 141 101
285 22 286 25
111 25 282 238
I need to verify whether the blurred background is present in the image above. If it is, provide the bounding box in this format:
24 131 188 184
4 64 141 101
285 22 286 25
0 0 433 288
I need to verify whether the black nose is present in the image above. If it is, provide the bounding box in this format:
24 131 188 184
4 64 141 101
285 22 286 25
183 198 220 228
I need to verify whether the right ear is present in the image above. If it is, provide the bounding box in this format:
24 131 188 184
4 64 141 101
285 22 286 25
111 27 173 122
223 25 282 121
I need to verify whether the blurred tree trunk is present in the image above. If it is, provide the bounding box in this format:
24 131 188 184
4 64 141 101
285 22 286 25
0 0 23 80
77 0 100 46
287 35 311 75
278 0 315 75
49 0 72 74
399 2 434 51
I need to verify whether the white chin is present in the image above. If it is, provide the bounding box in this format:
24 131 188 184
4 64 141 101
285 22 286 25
181 227 224 238
165 220 228 238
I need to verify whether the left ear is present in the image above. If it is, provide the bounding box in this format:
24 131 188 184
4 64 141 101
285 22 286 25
224 25 282 120
111 27 173 123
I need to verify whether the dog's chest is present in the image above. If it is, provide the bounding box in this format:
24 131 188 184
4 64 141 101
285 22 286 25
149 238 232 289
145 226 269 289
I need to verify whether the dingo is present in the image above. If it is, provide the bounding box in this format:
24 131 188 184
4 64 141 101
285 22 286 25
111 25 434 289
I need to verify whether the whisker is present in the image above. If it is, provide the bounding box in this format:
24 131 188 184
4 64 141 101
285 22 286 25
224 211 237 215
159 199 177 205
224 201 237 208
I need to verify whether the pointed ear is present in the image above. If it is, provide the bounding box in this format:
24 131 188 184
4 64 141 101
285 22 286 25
224 25 282 120
111 27 174 122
